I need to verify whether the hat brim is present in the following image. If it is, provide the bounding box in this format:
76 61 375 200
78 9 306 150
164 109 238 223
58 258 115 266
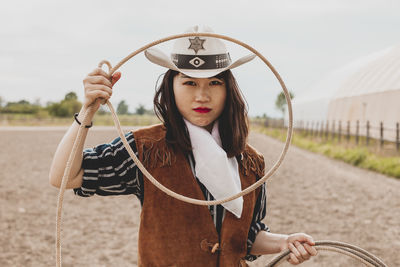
144 48 256 78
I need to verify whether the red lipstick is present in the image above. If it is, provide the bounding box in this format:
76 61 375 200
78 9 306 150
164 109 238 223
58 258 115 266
193 107 211 113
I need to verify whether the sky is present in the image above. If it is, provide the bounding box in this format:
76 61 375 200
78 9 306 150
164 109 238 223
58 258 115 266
1 0 400 117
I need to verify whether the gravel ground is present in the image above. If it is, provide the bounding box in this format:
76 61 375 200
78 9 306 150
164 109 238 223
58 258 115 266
1 127 399 267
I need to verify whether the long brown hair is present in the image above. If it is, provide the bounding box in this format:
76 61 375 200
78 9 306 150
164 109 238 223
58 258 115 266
153 69 249 157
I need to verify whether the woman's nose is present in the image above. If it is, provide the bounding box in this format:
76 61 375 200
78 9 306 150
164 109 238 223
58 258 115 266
195 86 210 102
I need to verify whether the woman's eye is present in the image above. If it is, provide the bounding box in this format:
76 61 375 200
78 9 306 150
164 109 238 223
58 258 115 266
183 81 196 86
210 80 223 86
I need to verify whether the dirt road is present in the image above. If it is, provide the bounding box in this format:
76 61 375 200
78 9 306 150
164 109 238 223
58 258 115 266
1 127 399 266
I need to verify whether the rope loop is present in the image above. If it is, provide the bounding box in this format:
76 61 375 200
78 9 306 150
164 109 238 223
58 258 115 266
92 32 294 206
97 60 113 75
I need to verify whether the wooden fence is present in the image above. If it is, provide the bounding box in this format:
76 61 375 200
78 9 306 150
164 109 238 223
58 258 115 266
261 119 400 151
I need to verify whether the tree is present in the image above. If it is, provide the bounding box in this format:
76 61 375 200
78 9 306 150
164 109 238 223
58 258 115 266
64 92 78 101
275 91 294 118
16 100 30 105
3 100 40 114
47 91 82 117
117 100 129 115
135 104 146 115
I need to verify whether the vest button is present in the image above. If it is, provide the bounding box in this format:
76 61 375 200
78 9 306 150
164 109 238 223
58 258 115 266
211 243 219 253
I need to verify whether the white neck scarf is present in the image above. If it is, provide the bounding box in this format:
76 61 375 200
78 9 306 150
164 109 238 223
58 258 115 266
184 119 243 218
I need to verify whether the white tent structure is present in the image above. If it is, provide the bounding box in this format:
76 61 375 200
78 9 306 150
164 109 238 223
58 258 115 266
292 45 400 141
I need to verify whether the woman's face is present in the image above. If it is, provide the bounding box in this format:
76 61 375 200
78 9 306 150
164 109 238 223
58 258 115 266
173 72 227 132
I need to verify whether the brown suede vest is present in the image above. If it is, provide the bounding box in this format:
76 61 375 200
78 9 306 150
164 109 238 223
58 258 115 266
133 124 265 267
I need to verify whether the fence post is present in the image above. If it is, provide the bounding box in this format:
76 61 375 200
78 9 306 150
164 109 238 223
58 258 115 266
316 121 319 138
306 121 310 136
396 122 399 151
380 122 384 148
311 121 314 137
320 120 324 139
332 120 336 141
346 121 350 142
304 121 308 136
366 121 370 146
325 120 329 140
338 120 342 143
356 120 359 145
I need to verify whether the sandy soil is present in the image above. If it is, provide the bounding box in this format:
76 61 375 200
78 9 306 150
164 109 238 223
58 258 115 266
1 127 399 267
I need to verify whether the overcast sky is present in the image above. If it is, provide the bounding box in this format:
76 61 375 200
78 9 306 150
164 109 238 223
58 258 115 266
1 0 399 117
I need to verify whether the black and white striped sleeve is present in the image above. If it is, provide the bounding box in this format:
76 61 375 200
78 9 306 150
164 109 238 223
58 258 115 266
245 183 270 261
73 132 143 203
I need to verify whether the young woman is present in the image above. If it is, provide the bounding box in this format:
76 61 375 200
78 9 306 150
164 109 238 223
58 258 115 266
49 26 317 266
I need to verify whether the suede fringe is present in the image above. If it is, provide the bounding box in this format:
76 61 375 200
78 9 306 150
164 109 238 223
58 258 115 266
140 140 176 168
240 145 265 178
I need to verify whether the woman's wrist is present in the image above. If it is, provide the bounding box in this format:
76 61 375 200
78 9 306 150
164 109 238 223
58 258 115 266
278 234 290 252
251 232 289 255
76 106 95 127
74 113 93 128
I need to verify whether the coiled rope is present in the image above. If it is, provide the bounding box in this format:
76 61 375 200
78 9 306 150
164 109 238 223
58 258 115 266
266 240 387 267
55 32 386 267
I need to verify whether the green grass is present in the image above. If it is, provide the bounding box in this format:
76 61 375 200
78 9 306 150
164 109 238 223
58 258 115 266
252 125 400 179
0 113 160 126
0 113 71 126
92 114 160 126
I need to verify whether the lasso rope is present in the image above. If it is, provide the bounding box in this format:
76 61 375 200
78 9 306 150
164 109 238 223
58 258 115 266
266 240 387 267
55 32 387 266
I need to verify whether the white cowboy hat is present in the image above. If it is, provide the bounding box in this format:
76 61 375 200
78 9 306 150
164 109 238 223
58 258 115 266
144 25 256 78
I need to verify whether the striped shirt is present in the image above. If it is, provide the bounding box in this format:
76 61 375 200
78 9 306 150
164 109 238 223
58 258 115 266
74 132 269 261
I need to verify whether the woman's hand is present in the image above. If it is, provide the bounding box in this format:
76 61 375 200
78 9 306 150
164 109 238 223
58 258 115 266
82 68 121 111
281 233 318 265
